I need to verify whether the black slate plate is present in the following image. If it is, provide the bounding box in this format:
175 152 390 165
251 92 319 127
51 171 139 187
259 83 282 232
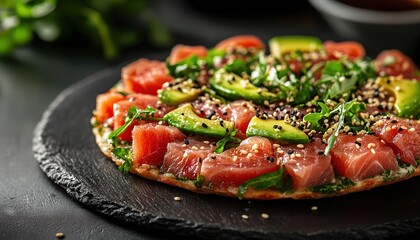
33 57 420 240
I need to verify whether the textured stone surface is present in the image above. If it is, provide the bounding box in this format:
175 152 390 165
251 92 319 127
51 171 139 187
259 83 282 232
33 66 420 240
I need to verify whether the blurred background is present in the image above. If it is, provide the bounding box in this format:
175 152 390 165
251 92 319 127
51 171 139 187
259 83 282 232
1 0 419 62
1 0 420 239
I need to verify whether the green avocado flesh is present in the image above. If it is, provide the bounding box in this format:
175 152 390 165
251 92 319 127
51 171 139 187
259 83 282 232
269 35 323 58
159 88 202 106
210 69 278 104
246 116 309 144
164 103 235 138
377 77 420 119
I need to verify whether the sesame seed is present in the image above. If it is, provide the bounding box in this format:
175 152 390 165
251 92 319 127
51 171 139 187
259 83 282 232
287 149 294 154
371 149 376 154
367 143 376 149
202 123 208 128
191 146 198 150
183 152 188 158
261 213 270 219
55 233 65 239
233 156 238 161
240 149 248 155
241 214 249 220
297 144 304 149
311 206 318 211
174 196 182 201
252 144 258 150
409 128 415 132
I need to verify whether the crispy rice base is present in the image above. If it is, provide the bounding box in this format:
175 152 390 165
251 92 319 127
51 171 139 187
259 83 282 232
93 120 420 200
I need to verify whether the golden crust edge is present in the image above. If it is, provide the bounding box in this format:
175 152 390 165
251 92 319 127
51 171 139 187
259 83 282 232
92 122 420 200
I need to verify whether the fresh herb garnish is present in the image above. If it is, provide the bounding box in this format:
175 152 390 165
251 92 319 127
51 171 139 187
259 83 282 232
311 177 355 194
194 174 205 188
318 60 375 101
214 129 241 153
238 166 293 199
304 99 367 156
166 55 202 80
382 170 395 182
111 147 132 174
108 106 159 146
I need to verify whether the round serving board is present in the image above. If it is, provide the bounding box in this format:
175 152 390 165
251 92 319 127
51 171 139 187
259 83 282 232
33 56 420 240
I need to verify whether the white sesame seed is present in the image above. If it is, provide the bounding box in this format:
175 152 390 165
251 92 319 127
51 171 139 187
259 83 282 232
409 128 415 132
261 213 269 219
174 196 182 201
297 144 304 149
183 152 188 158
55 233 65 239
241 214 249 220
203 141 210 144
191 146 198 150
252 144 258 150
240 149 248 155
311 206 318 211
371 149 376 154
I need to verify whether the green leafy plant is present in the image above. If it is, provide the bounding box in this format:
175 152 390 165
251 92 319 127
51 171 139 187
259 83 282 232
0 0 172 59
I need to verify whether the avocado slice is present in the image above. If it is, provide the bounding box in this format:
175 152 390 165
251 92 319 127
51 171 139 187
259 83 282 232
164 103 235 138
246 116 309 144
158 78 202 106
159 88 202 106
269 35 323 58
377 77 420 119
210 69 278 104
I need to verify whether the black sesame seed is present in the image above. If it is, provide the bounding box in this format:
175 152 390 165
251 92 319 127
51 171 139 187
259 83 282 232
225 128 229 133
198 157 202 163
183 139 190 145
317 150 324 155
211 155 216 159
398 127 403 132
373 89 379 97
287 149 294 154
391 119 398 123
273 124 278 129
202 123 208 128
266 156 275 162
355 141 362 146
222 111 228 115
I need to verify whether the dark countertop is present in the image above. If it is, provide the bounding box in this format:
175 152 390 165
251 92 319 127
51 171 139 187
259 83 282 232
1 1 419 239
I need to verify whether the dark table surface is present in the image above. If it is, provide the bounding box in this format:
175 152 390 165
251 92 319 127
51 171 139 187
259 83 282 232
1 1 419 239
